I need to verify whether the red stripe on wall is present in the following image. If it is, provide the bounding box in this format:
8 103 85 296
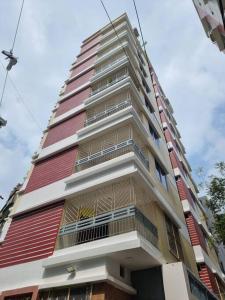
0 202 64 268
55 88 90 117
76 44 99 64
176 177 195 207
199 264 219 295
70 55 97 78
43 112 85 148
25 146 77 193
64 69 95 94
81 35 101 53
186 213 208 253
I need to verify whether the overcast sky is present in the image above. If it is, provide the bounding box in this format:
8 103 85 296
0 0 225 207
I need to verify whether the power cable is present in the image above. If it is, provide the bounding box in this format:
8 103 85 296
0 71 9 107
0 0 25 111
99 0 165 135
0 60 43 131
132 0 148 58
99 0 130 62
11 0 25 53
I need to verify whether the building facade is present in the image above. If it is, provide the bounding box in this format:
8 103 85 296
0 13 224 300
193 0 225 53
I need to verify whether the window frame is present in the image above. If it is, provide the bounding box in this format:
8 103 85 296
155 160 167 189
165 215 183 260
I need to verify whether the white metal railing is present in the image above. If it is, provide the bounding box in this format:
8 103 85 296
75 139 149 171
90 73 128 96
85 99 131 126
95 55 127 75
57 205 158 249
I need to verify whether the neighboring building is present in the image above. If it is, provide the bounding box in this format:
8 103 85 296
193 0 225 53
200 196 225 273
0 13 224 300
0 184 21 243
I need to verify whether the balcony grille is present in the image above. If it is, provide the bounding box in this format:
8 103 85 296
85 99 131 126
57 205 158 249
90 73 127 96
95 54 126 75
75 139 149 171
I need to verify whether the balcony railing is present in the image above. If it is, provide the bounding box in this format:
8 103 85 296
90 73 127 96
57 205 158 249
75 139 149 171
85 99 131 126
95 55 126 75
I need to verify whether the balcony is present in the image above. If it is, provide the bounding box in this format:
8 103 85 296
85 99 131 126
94 54 126 76
91 72 128 96
75 139 149 172
57 205 158 250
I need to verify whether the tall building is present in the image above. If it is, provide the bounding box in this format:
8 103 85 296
193 0 225 53
0 13 224 300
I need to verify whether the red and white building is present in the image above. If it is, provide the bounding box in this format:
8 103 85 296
0 13 224 300
193 0 225 53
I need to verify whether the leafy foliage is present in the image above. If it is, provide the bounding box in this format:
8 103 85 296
206 162 225 244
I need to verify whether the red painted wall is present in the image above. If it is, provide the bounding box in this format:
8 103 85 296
0 201 64 268
81 35 101 53
176 177 195 207
43 112 85 148
76 44 99 64
70 55 97 78
64 69 94 94
199 264 219 295
163 128 177 150
55 88 90 117
186 213 208 253
25 146 77 193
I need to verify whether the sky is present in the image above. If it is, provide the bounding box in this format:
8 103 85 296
0 0 225 208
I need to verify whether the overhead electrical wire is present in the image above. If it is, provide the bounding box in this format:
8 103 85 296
99 0 130 63
0 60 43 131
11 0 25 53
0 71 9 107
99 0 178 187
99 0 165 134
0 0 25 110
132 0 148 58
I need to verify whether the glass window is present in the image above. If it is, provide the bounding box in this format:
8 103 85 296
165 215 183 260
39 286 90 300
51 289 68 300
70 287 90 300
188 272 217 300
120 265 125 278
145 97 154 114
149 124 160 147
155 160 167 189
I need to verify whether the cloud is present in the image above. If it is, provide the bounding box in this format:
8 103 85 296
0 0 225 207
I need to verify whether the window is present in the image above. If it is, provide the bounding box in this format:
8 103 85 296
155 160 167 189
142 78 150 93
169 124 176 137
165 215 183 260
188 272 217 300
145 97 154 114
39 286 90 300
174 140 182 154
120 265 125 278
5 294 32 300
137 51 145 65
149 123 160 147
70 287 90 300
139 64 147 78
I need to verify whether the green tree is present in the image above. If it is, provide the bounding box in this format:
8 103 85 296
203 162 225 244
